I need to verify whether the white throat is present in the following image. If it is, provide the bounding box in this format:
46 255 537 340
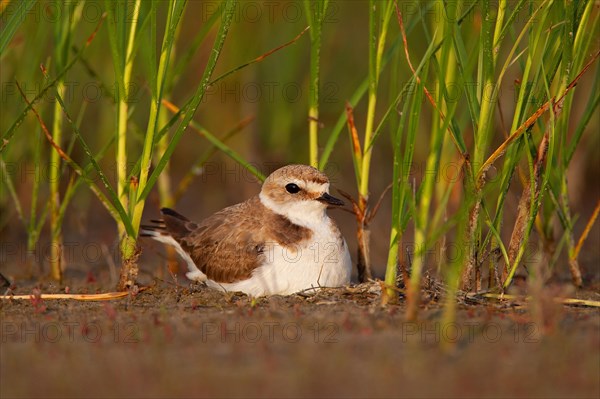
259 192 328 229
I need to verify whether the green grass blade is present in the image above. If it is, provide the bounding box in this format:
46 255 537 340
566 67 600 165
139 102 264 205
0 0 38 56
0 158 24 222
1 14 105 153
174 117 254 202
188 119 265 182
319 4 432 170
171 5 220 82
366 36 441 153
485 221 510 269
304 0 327 167
136 0 237 206
209 26 309 86
52 89 135 237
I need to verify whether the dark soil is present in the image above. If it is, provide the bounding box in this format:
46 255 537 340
1 278 599 399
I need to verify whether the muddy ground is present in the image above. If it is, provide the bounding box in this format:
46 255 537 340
1 276 599 399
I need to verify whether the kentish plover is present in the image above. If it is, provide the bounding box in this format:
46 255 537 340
141 164 352 296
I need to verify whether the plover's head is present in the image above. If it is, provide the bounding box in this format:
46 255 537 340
259 164 344 226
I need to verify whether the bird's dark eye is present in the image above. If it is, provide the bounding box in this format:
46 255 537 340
285 183 301 194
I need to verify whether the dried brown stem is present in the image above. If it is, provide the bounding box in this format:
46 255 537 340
395 3 463 155
478 49 600 184
503 131 550 281
568 199 600 287
572 199 600 261
345 102 363 163
209 26 310 86
343 103 372 282
368 181 394 224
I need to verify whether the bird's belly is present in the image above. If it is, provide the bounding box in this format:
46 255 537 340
266 237 351 292
209 235 351 296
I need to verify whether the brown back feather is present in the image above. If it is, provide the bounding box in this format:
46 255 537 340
166 197 312 284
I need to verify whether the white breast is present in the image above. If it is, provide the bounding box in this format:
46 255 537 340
207 216 352 296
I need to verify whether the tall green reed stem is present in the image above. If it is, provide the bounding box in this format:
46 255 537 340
460 0 507 291
110 0 237 290
108 0 141 239
156 5 185 211
351 0 394 282
405 1 459 320
304 0 328 167
48 1 81 281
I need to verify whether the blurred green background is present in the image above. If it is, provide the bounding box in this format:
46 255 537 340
1 0 598 284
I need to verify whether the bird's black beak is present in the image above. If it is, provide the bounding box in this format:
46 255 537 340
317 192 345 207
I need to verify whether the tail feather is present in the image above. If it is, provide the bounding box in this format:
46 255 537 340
139 224 166 237
140 215 168 238
161 207 189 221
140 207 196 241
140 208 206 282
160 207 196 241
139 224 166 238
